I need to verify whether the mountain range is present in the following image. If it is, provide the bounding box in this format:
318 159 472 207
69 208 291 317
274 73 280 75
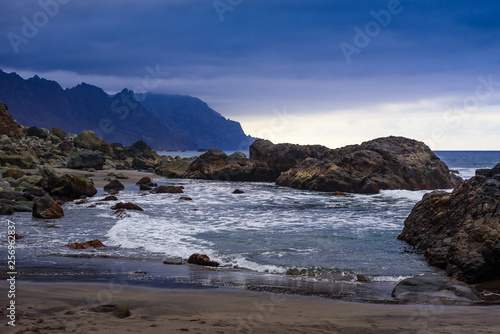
0 70 255 150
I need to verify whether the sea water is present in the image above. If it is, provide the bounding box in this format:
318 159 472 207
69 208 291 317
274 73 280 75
5 151 500 301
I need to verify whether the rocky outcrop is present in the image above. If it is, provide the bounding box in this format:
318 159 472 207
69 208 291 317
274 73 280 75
184 148 273 181
392 275 480 302
73 130 113 154
276 136 462 194
110 202 144 211
398 164 500 284
32 195 64 219
0 102 24 138
155 158 193 178
39 167 97 200
151 185 184 194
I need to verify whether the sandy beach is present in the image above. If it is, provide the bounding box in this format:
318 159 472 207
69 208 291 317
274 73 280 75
2 281 500 334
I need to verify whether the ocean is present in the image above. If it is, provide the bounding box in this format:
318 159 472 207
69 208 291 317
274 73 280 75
4 151 500 302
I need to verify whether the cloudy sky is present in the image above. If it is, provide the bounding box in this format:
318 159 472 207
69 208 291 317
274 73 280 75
1 0 500 149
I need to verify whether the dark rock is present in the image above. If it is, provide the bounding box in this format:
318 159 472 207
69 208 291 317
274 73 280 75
2 168 26 180
185 148 273 181
392 275 480 302
136 176 153 185
14 233 24 239
155 158 192 178
179 196 193 200
73 130 113 153
130 140 152 152
74 199 87 205
151 185 184 194
398 163 500 283
67 150 105 170
58 140 76 153
0 203 15 215
66 239 106 249
32 195 64 219
47 174 97 199
277 136 462 194
113 207 129 218
103 180 125 192
52 127 66 140
116 173 129 179
232 189 244 194
132 158 151 170
101 195 118 201
139 184 152 191
38 127 51 139
0 102 24 138
110 202 144 211
187 253 219 267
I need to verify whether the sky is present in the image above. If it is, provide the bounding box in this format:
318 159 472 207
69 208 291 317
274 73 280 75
1 0 500 150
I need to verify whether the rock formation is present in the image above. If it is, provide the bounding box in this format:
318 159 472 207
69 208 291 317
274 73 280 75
398 164 500 283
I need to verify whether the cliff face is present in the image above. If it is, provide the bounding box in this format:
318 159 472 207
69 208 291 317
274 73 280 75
0 70 253 150
398 164 500 284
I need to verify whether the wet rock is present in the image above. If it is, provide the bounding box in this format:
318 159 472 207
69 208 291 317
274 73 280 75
67 149 105 170
232 189 244 194
32 195 64 219
74 199 88 205
179 196 193 201
46 173 97 200
392 275 480 302
101 195 118 201
139 184 152 191
66 239 106 249
14 233 24 240
110 202 144 211
113 208 129 218
0 203 15 215
398 163 500 283
116 173 129 179
277 136 462 194
103 180 125 192
187 253 219 267
151 185 184 194
73 130 113 154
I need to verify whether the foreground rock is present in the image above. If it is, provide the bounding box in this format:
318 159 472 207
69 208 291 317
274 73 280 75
277 136 462 193
392 275 480 302
398 164 500 283
110 202 144 211
66 239 106 249
33 195 64 219
103 179 125 192
151 185 184 194
187 253 220 267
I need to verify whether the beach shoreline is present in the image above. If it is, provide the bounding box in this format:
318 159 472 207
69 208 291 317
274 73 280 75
2 281 500 334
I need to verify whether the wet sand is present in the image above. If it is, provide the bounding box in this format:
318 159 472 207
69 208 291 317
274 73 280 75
2 281 500 334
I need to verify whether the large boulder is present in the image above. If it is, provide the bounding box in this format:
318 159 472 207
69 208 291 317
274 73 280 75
33 195 64 219
49 174 97 199
104 180 125 192
276 136 462 194
73 130 113 154
155 158 192 178
398 163 500 283
67 150 105 170
185 149 273 181
0 102 24 138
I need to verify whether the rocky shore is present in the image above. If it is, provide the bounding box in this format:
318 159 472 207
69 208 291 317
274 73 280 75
398 164 500 284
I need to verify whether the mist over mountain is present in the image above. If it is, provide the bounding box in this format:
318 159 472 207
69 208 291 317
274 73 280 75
0 70 254 150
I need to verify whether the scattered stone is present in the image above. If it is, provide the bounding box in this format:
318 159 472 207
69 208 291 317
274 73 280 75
0 203 15 215
139 184 152 191
179 196 193 201
187 253 219 267
136 176 153 185
151 185 184 194
101 195 118 201
333 191 347 196
47 225 60 228
116 173 129 179
67 150 105 170
103 179 125 192
2 168 26 180
14 233 24 240
113 208 129 218
74 199 88 205
134 271 149 274
51 127 66 140
392 275 480 302
110 202 144 211
232 189 244 194
32 195 64 219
